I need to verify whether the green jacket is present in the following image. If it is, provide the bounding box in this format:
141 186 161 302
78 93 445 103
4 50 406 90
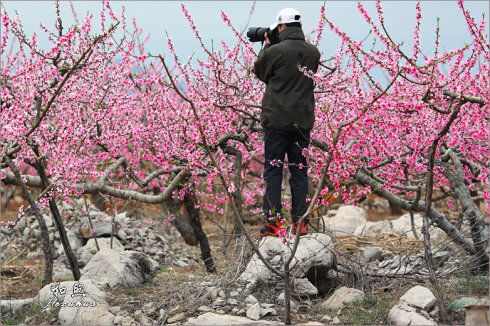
253 26 321 131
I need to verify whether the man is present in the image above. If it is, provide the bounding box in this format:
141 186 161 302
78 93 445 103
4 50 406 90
253 8 321 237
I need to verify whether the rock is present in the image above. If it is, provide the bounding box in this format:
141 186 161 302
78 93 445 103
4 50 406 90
26 250 43 259
321 315 332 323
390 213 423 239
399 285 436 311
229 291 239 297
246 295 258 305
206 286 219 299
187 312 275 325
167 312 185 323
227 298 239 306
432 250 450 266
238 233 334 289
37 280 115 325
261 306 277 317
77 237 124 267
56 231 82 257
216 306 231 314
80 248 159 289
53 264 73 281
332 316 341 324
270 255 281 264
80 220 118 239
297 304 311 314
246 303 262 320
138 314 152 326
294 278 319 296
390 213 444 239
109 306 121 315
354 220 392 237
448 297 478 312
198 306 212 313
175 260 188 268
363 247 383 262
322 286 365 310
388 303 437 325
212 298 225 307
323 205 367 235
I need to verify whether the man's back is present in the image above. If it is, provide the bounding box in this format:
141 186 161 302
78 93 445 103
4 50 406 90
254 26 321 131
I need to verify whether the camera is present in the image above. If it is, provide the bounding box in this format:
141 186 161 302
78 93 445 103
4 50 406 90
247 27 279 45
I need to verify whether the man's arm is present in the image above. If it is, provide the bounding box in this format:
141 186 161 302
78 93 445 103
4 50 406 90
253 43 273 83
253 33 274 83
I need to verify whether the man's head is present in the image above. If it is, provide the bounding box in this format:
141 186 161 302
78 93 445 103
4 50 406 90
270 8 302 33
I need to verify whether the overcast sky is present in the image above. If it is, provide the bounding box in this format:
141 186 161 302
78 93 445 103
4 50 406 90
2 1 488 61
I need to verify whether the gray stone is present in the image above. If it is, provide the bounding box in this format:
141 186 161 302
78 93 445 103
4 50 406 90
277 292 297 308
53 264 73 281
354 220 392 237
332 316 341 325
77 237 124 266
80 215 121 239
216 306 231 314
187 312 275 325
37 280 115 325
321 315 332 323
262 307 277 317
198 306 212 313
56 231 82 257
246 295 258 305
363 247 383 262
388 303 437 325
212 298 225 307
322 286 365 310
227 298 239 306
296 304 311 314
229 291 239 297
238 233 334 288
80 248 159 289
109 306 121 315
270 255 281 265
323 205 367 235
175 260 188 268
399 285 436 311
294 278 319 296
246 302 261 320
138 314 152 326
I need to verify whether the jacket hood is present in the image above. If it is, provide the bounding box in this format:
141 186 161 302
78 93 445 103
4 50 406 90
279 26 305 42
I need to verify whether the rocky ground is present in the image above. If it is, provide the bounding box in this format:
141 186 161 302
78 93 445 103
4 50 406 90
0 198 488 325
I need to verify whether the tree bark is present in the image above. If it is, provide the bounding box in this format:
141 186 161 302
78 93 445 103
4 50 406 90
161 199 198 246
442 155 489 270
184 192 217 273
5 157 53 287
33 150 81 280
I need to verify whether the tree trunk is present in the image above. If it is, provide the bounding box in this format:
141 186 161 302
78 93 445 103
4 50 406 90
5 157 53 287
160 200 198 246
184 192 217 273
442 158 489 271
33 152 81 280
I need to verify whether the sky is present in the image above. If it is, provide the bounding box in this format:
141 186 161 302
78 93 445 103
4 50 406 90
1 1 488 62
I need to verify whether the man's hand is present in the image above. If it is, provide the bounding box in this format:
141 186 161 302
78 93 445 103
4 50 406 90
264 32 270 44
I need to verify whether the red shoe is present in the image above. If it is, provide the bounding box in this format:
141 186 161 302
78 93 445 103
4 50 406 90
259 222 283 237
292 220 309 236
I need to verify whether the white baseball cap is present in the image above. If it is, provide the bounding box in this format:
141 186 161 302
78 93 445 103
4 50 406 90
269 8 302 30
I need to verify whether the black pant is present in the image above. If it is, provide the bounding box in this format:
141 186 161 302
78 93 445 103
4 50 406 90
262 127 310 223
